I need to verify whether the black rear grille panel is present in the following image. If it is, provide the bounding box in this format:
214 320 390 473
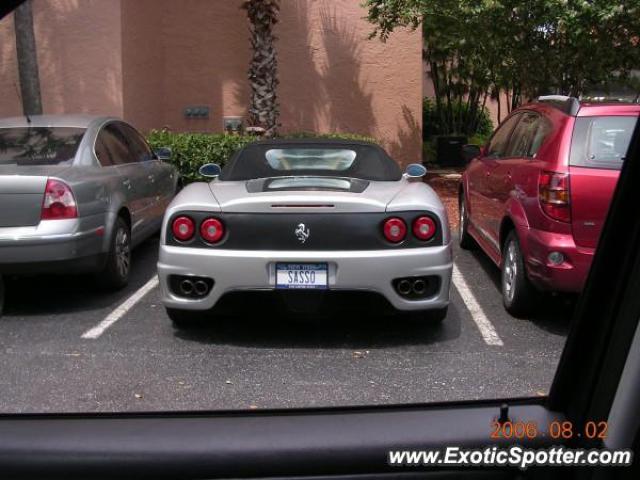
166 211 444 250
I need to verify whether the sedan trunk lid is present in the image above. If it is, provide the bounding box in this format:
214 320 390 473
0 167 70 227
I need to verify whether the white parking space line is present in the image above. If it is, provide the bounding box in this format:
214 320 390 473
81 276 159 340
452 264 504 346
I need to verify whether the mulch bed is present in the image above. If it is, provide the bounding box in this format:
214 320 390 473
425 174 460 232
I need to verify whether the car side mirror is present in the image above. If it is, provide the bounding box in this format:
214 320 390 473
404 163 427 179
462 144 482 163
199 163 221 178
154 147 172 161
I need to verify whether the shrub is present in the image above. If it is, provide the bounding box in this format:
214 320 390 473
147 130 379 183
147 130 254 183
285 131 378 143
423 97 494 141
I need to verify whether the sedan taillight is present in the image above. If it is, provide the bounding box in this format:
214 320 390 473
172 216 195 241
412 216 437 241
200 217 224 243
539 171 571 222
41 179 77 220
383 217 407 243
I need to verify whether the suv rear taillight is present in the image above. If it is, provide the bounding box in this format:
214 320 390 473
383 217 407 243
41 179 78 220
539 171 571 222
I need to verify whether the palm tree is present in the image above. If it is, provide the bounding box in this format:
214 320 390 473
14 0 42 116
242 0 280 137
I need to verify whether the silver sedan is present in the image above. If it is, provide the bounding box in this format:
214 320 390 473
0 115 178 289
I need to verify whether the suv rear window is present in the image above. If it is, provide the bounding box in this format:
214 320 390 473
0 127 85 166
570 116 637 170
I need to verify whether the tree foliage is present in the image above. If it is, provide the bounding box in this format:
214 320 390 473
365 0 640 123
422 97 493 140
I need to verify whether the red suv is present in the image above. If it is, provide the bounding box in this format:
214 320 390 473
459 96 639 316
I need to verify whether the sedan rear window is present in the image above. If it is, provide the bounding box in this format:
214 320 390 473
221 143 402 181
570 116 637 170
0 127 85 166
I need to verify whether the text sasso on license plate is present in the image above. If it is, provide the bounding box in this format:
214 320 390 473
276 263 328 289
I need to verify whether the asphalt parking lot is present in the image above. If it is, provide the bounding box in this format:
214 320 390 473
0 233 572 413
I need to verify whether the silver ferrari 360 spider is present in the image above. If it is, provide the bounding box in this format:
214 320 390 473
158 139 452 325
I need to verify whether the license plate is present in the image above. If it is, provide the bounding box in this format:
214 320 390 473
275 263 328 290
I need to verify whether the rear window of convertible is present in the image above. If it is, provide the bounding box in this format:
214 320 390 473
220 143 402 181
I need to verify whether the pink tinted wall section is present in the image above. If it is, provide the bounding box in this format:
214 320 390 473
121 0 164 131
0 0 423 164
0 0 124 118
158 0 249 134
278 0 423 166
0 11 22 116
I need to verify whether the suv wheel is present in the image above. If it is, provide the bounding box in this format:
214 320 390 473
459 193 475 249
96 217 131 290
501 231 537 317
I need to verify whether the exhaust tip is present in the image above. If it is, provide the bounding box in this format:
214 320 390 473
413 279 426 295
180 279 194 295
170 275 214 298
397 279 412 296
194 280 210 296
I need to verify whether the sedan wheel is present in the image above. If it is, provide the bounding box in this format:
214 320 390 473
96 217 131 290
501 231 537 317
115 228 131 280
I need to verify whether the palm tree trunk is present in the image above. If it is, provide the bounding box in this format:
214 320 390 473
14 0 42 116
243 0 280 137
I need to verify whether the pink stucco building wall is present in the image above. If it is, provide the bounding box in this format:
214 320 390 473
0 0 423 165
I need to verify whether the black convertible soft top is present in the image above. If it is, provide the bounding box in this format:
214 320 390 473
220 139 402 181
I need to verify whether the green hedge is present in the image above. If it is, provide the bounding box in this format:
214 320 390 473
146 130 253 183
147 130 378 183
423 97 494 141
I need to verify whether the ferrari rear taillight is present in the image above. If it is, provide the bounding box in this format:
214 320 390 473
539 171 571 222
412 216 437 241
172 216 195 241
200 217 224 243
41 179 77 220
383 217 407 243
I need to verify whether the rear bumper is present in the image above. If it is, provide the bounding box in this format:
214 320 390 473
158 243 453 312
0 218 107 274
521 226 593 293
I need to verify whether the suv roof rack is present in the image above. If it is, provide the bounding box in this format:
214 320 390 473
536 95 581 116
